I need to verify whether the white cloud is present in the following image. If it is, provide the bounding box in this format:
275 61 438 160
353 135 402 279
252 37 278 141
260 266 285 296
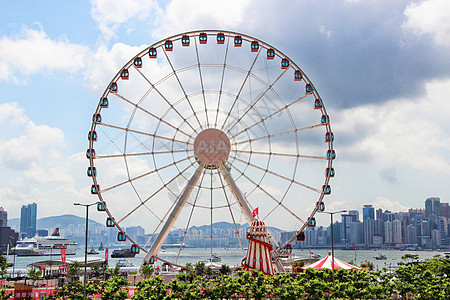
371 196 408 212
155 0 253 38
403 0 450 46
334 78 450 174
90 0 159 41
0 25 89 82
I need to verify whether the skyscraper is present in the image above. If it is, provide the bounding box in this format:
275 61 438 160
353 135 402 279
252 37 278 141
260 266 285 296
363 205 375 220
0 207 7 227
20 203 37 238
425 197 440 217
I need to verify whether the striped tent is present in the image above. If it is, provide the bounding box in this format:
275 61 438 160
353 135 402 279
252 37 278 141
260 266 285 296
301 252 360 270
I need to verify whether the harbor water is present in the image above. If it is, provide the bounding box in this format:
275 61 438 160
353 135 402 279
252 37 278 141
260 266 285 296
6 248 442 274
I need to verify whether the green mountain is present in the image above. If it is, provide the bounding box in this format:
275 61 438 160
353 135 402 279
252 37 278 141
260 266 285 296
8 214 103 232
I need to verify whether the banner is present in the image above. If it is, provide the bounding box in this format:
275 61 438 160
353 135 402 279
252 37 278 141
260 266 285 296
252 207 258 218
61 248 66 262
105 248 108 262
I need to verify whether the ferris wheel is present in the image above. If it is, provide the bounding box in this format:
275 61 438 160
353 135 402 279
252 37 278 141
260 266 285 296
87 30 334 271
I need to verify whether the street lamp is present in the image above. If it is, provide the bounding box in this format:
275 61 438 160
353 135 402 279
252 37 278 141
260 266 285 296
318 209 347 287
74 202 99 300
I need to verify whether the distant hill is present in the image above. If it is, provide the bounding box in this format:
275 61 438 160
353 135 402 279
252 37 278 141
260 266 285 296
8 214 103 232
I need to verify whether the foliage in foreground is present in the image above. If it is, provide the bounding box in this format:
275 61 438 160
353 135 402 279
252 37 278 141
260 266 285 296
2 257 449 299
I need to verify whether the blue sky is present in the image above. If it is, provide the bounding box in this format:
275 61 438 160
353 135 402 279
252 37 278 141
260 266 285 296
1 0 450 231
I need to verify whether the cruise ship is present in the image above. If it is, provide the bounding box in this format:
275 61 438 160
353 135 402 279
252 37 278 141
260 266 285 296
12 228 77 256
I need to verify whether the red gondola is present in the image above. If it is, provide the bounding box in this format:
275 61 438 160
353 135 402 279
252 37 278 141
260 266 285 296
97 203 105 211
86 149 96 159
314 99 322 109
307 217 316 227
267 48 275 59
326 150 336 160
296 232 305 241
251 41 259 52
281 58 289 69
133 57 142 68
120 69 129 80
88 131 97 141
100 97 109 108
325 132 334 143
321 115 329 125
149 256 156 264
326 167 335 177
87 167 96 177
149 47 157 58
109 82 118 93
317 201 325 212
322 185 331 195
294 70 303 81
284 244 292 253
165 40 173 51
131 244 140 254
305 84 314 94
234 35 242 47
117 232 126 241
181 35 190 46
199 32 207 44
93 114 101 124
216 32 225 44
106 217 115 227
91 185 99 194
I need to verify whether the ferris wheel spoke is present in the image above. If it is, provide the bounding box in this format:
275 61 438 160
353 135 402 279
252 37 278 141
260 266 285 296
214 35 230 127
229 154 322 194
233 124 324 146
230 163 307 225
98 122 191 146
231 93 310 140
118 160 197 225
144 163 205 262
95 149 191 160
217 170 246 256
134 66 199 135
220 47 262 131
112 92 193 140
218 163 255 225
176 167 207 263
225 67 290 135
162 49 203 131
231 149 328 160
100 155 193 193
193 36 210 127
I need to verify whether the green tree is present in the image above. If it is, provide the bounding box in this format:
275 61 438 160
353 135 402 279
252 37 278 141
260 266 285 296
219 264 231 276
68 261 82 282
100 276 129 300
28 268 42 285
0 290 12 300
194 261 206 276
0 255 7 279
139 261 154 279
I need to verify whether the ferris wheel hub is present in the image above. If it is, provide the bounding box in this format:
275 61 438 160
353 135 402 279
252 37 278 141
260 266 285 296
194 128 230 166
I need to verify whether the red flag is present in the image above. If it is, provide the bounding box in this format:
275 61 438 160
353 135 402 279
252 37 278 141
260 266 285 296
252 207 258 218
105 248 109 262
61 248 66 262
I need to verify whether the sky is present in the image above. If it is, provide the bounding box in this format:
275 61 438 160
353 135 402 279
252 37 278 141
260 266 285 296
1 0 450 231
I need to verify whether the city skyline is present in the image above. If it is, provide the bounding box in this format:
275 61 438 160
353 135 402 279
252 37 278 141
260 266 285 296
1 1 449 230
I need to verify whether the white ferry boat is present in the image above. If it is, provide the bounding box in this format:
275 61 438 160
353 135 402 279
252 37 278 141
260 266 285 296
12 228 77 256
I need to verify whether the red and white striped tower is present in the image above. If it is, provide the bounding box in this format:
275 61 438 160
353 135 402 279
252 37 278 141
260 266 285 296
242 219 274 275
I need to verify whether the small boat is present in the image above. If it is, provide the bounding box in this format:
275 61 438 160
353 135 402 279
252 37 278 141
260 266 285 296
116 259 134 267
311 253 321 259
98 242 104 251
111 249 136 258
208 253 221 262
87 246 99 255
374 253 387 260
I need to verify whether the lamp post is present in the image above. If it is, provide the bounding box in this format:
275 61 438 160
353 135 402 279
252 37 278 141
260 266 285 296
74 202 98 300
318 209 347 287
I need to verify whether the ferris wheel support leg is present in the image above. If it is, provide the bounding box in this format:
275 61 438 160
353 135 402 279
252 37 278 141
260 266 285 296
144 163 205 263
219 163 255 225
